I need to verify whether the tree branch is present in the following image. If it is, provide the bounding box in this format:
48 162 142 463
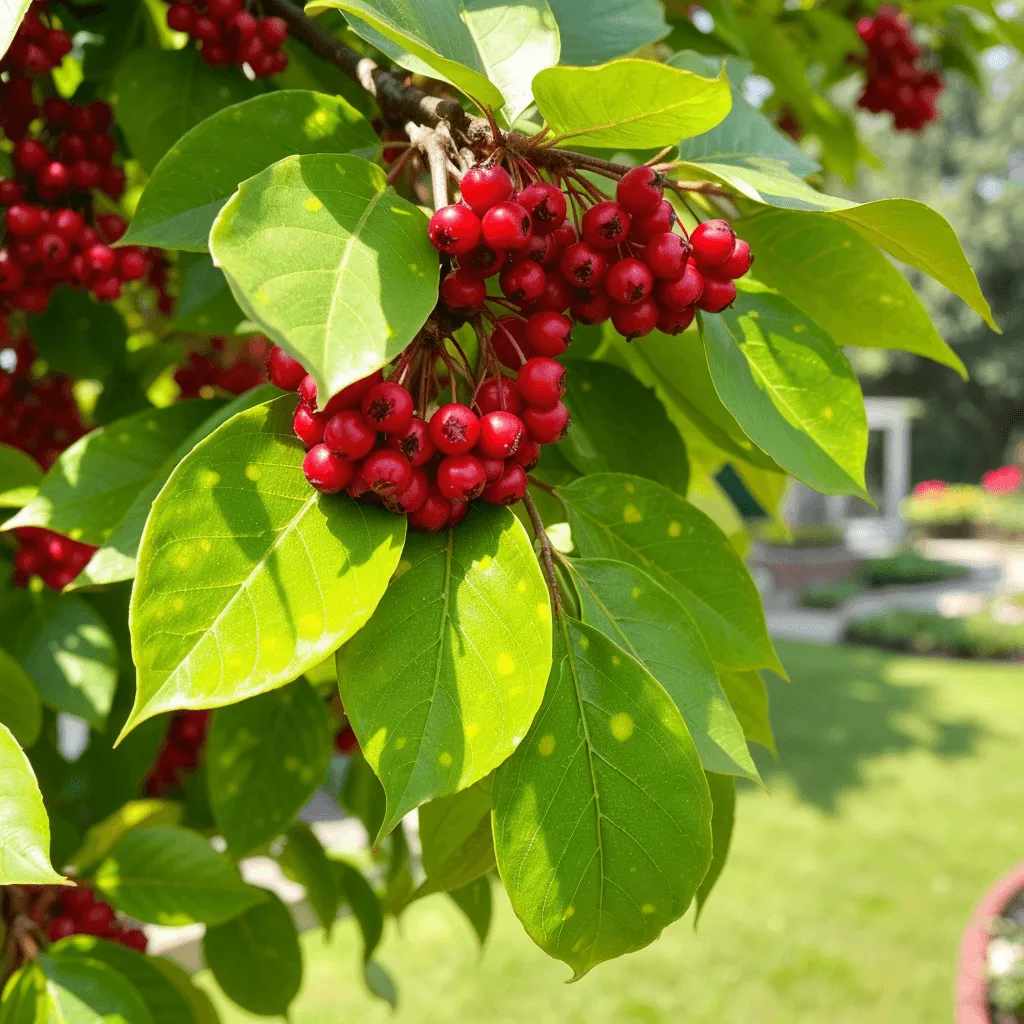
522 490 562 613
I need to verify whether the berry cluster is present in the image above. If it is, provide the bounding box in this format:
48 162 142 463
174 335 270 398
162 1 289 77
46 887 147 952
429 163 752 341
0 334 87 468
856 6 943 130
144 711 210 796
335 723 359 755
1 3 71 81
10 527 95 591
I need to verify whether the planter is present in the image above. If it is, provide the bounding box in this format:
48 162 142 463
956 861 1024 1023
751 543 861 590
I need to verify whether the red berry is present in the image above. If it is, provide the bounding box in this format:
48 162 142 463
475 376 521 415
258 16 289 48
629 200 676 243
120 929 148 953
550 221 578 253
36 233 69 264
436 454 486 501
61 888 95 915
571 289 612 326
193 15 222 42
0 179 24 205
267 346 307 390
362 448 413 496
303 444 354 493
528 272 573 315
6 203 43 237
605 257 654 305
440 268 487 311
88 134 116 165
230 11 259 37
387 417 435 467
513 438 541 471
481 461 527 506
689 219 737 267
293 404 327 447
490 317 532 368
86 244 117 275
48 916 78 941
100 166 126 198
657 262 704 311
167 2 194 31
13 284 51 312
89 102 113 132
612 299 659 339
70 160 103 191
361 381 414 435
517 182 567 235
52 209 85 242
202 42 231 68
517 357 566 407
657 305 696 335
616 165 664 215
522 402 571 444
696 278 737 313
13 140 47 174
461 243 505 278
78 902 116 937
428 204 481 256
298 374 319 409
118 250 149 281
408 492 451 532
477 411 524 458
325 410 377 461
643 232 691 279
499 258 546 304
43 97 72 126
522 232 552 266
430 403 480 455
481 201 533 249
322 370 384 416
448 500 469 527
384 467 429 514
525 311 571 357
460 165 514 214
559 242 608 288
481 456 506 484
581 201 630 249
715 238 752 280
97 214 127 242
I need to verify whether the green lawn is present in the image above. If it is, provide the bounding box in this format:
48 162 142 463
201 641 1024 1023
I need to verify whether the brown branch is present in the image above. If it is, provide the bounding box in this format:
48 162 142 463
522 490 562 613
406 122 451 211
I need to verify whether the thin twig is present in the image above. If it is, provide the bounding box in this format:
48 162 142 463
407 123 451 211
522 490 562 612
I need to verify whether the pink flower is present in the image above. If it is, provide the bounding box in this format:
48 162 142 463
913 480 947 498
982 466 1023 495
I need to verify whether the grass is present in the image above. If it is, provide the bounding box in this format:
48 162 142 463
200 641 1024 1024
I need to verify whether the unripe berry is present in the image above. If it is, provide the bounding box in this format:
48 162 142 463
489 317 531 368
408 491 451 532
611 299 659 339
689 219 737 267
581 201 630 249
481 461 528 506
559 242 608 288
430 403 481 455
384 467 429 514
428 204 481 255
293 404 327 447
436 454 486 501
525 311 572 357
460 165 514 214
325 410 377 461
303 444 354 493
628 199 676 243
517 357 566 407
440 268 487 311
481 201 533 249
513 437 542 471
477 411 524 458
715 238 753 280
605 257 654 305
643 232 691 279
499 258 546 304
657 305 696 335
387 417 436 466
657 262 704 311
362 381 414 435
616 165 664 214
571 289 613 326
696 277 737 313
517 182 567 235
522 401 570 444
462 243 505 278
362 448 413 496
475 376 521 415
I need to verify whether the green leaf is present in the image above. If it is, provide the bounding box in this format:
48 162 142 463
363 962 398 1009
739 209 967 377
557 474 781 674
113 48 262 173
0 589 117 730
561 359 688 495
700 285 869 498
339 752 386 839
208 678 331 858
0 646 42 748
0 444 42 509
67 799 183 876
92 825 266 926
415 778 495 898
202 891 301 1018
695 771 735 922
334 860 383 963
276 822 341 934
0 4 32 64
337 504 552 838
5 401 219 546
0 722 66 884
493 617 712 978
210 154 438 401
50 937 200 1024
147 960 220 1024
123 90 379 252
170 254 245 337
718 668 775 755
308 0 559 118
547 0 668 65
448 875 492 947
68 387 275 592
569 558 757 780
125 395 404 736
532 58 731 149
27 289 127 382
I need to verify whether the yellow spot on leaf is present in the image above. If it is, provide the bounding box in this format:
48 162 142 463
578 635 590 650
174 552 191 569
200 539 212 553
624 482 635 494
793 323 806 334
631 586 641 599
623 504 642 524
537 602 549 621
299 612 322 635
497 653 515 676
611 655 621 667
284 756 300 771
562 905 575 919
245 465 261 482
171 598 184 611
465 723 479 738
474 554 492 572
538 734 555 757
822 407 834 420
304 196 324 213
642 903 655 914
199 469 220 488
747 310 759 319
668 521 681 537
609 713 634 741
517 579 527 593
394 737 406 750
439 752 453 767
580 381 592 392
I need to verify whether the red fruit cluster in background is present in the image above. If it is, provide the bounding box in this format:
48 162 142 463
856 5 943 130
10 527 95 590
0 334 87 468
334 723 359 755
1 3 71 80
430 162 752 342
144 711 210 796
46 886 147 952
174 335 270 398
162 0 289 77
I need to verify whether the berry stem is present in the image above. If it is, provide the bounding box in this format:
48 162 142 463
522 489 562 613
407 122 452 212
385 145 417 186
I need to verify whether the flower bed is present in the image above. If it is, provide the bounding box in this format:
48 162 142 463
904 469 1024 540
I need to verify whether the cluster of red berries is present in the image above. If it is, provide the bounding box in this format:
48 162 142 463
144 711 210 796
1 2 71 82
162 1 289 77
174 335 270 398
856 6 943 130
335 723 359 755
267 342 558 530
0 334 86 468
46 886 147 952
429 163 752 341
9 527 95 591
